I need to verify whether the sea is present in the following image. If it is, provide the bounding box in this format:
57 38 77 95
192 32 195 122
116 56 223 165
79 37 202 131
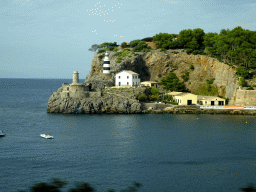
1 78 256 192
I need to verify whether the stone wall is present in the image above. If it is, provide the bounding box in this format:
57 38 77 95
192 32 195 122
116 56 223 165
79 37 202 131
231 89 256 106
89 91 102 98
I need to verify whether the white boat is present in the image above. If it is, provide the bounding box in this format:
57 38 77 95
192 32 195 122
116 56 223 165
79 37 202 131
40 134 54 139
0 130 5 137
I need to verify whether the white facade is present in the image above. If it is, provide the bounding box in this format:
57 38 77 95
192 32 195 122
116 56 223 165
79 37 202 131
115 70 140 87
103 51 110 75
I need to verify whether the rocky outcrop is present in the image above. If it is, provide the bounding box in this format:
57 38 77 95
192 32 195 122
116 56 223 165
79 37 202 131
47 88 143 114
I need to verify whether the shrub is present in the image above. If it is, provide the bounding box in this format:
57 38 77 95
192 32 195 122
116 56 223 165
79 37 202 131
190 65 194 70
98 48 106 53
168 101 178 105
151 87 159 95
149 95 158 101
236 66 250 79
160 48 167 52
172 65 178 68
158 74 162 78
206 78 215 84
246 87 254 90
98 53 105 60
137 94 147 101
186 48 193 54
141 37 153 42
173 51 179 54
239 77 248 87
130 39 141 47
121 42 127 48
116 57 122 63
113 47 118 52
163 95 173 101
181 70 189 82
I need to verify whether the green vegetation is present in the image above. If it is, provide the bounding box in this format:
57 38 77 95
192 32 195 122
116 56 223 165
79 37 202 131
121 42 127 48
99 53 105 60
151 87 159 95
206 78 215 84
194 84 219 96
113 49 131 57
160 72 186 91
236 66 250 79
190 64 194 70
137 94 148 102
19 178 142 192
116 57 122 63
181 70 189 82
96 42 119 54
158 74 162 78
96 26 256 73
239 77 248 87
88 44 101 55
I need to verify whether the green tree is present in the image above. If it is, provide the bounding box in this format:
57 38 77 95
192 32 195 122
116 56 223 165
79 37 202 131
121 42 127 48
177 29 193 48
239 77 248 87
236 66 249 79
130 40 141 47
186 37 200 51
160 72 186 91
203 32 218 55
88 44 101 55
191 28 205 49
151 87 159 95
152 33 173 49
133 41 147 52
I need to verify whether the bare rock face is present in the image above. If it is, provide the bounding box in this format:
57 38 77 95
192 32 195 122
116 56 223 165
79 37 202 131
85 49 239 100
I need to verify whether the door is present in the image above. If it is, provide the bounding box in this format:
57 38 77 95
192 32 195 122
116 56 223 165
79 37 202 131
218 101 224 105
187 100 192 105
211 101 215 106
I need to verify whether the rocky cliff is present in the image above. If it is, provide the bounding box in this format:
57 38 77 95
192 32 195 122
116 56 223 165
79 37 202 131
85 47 239 103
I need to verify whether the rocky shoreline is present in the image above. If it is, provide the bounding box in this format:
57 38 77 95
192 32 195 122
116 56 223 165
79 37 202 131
47 93 256 115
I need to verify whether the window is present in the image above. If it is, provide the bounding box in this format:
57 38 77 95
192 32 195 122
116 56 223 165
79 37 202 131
119 82 121 86
133 82 134 85
133 76 134 79
135 76 137 79
67 87 69 91
127 76 129 79
67 93 69 97
136 82 137 85
127 82 129 85
119 76 121 79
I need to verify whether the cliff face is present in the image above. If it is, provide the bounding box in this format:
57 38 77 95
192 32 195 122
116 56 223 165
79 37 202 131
85 48 239 103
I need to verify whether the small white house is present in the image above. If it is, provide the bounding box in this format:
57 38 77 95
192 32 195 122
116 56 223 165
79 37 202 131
115 70 140 87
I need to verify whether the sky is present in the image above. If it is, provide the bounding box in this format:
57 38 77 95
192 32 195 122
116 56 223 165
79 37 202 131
1 0 256 79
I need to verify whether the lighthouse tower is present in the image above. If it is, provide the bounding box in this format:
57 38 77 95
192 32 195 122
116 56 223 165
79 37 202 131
103 51 111 75
72 71 79 84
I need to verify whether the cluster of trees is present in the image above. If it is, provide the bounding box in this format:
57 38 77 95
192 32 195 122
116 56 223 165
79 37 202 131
19 178 142 192
151 26 256 69
89 26 256 74
159 72 186 92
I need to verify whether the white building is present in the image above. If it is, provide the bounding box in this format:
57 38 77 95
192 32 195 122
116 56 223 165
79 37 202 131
115 70 140 87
